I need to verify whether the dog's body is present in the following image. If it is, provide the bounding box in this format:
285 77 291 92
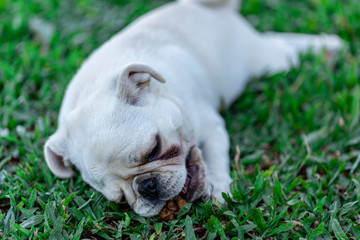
44 0 343 216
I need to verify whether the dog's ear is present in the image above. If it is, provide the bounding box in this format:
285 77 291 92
44 130 74 178
117 63 166 104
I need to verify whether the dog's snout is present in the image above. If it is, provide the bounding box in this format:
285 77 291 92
138 178 159 201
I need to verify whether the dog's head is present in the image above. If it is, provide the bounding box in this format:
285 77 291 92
44 63 207 216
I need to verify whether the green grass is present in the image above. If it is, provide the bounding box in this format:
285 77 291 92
1 0 360 239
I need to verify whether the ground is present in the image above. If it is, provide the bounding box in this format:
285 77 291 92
0 0 360 239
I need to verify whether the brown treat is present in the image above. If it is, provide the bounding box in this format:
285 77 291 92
160 196 188 220
160 207 175 221
177 197 187 209
167 200 178 211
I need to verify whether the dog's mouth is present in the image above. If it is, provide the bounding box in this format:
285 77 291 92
179 147 200 202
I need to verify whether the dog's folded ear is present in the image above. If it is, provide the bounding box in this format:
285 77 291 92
117 63 166 105
44 131 74 178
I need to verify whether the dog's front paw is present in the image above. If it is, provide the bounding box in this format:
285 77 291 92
203 180 231 204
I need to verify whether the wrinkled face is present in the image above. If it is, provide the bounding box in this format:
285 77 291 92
44 63 207 216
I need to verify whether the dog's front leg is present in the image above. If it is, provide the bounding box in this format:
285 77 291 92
197 106 232 203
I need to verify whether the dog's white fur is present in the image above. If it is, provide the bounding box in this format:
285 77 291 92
44 0 343 216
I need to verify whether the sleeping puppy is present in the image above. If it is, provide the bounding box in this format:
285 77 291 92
44 0 343 216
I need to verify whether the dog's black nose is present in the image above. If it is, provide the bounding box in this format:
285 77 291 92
138 178 159 201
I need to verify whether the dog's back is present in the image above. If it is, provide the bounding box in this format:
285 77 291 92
60 0 251 118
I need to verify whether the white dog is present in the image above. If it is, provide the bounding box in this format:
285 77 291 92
44 0 342 216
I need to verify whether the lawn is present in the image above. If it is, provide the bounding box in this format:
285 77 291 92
1 0 360 239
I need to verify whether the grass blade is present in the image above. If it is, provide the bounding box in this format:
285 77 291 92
185 216 196 240
330 218 348 240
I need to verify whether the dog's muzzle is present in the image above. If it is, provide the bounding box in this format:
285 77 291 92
137 146 204 206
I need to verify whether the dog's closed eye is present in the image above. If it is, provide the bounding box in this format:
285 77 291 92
144 135 182 163
159 146 181 160
145 135 161 162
